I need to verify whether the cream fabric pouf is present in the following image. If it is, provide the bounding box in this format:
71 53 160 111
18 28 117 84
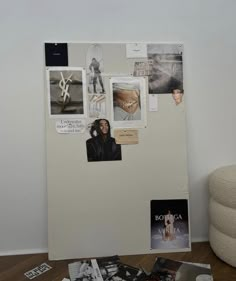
209 165 236 267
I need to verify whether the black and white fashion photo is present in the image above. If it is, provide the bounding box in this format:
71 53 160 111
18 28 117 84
147 44 183 94
86 44 105 94
86 119 122 162
46 67 87 118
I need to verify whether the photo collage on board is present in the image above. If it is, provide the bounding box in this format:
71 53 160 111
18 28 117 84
45 42 185 162
44 42 190 255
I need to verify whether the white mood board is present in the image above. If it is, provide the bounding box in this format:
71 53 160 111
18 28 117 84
45 42 190 260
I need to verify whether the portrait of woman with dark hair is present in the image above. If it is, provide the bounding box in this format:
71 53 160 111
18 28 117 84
86 119 122 162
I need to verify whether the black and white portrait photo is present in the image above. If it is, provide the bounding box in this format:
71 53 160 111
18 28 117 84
86 44 105 94
86 119 122 162
150 199 190 251
46 67 87 118
147 44 183 94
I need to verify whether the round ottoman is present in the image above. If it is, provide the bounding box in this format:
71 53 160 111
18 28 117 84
209 165 236 267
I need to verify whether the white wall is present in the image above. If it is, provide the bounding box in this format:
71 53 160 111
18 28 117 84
1 0 236 255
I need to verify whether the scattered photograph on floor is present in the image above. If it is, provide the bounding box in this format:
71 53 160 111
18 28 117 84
151 257 213 281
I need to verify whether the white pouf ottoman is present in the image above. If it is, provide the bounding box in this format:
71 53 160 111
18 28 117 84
209 165 236 267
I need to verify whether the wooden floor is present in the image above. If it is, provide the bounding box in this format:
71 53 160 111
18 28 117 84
0 242 235 281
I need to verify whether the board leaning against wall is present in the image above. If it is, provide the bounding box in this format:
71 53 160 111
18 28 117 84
44 42 190 260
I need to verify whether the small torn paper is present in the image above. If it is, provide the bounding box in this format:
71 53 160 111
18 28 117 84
56 119 86 134
24 262 52 279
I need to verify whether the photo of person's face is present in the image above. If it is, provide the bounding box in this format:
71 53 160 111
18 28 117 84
99 119 109 135
172 89 183 105
86 118 122 162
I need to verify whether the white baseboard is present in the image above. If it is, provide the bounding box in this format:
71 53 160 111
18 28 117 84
0 240 208 257
0 248 48 256
192 237 209 243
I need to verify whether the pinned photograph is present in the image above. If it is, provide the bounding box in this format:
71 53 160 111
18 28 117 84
126 43 147 58
88 94 106 118
86 119 122 162
171 88 184 106
133 60 153 77
68 256 120 281
147 44 183 94
110 77 147 128
86 44 105 94
46 67 87 118
150 199 190 251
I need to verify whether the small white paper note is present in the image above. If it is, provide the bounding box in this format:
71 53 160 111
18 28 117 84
126 43 147 58
24 263 52 279
62 279 70 281
149 94 158 111
56 119 86 134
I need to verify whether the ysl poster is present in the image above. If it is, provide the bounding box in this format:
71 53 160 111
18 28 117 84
150 199 191 252
46 67 87 118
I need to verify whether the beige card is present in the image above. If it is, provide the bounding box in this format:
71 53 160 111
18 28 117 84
114 129 139 144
